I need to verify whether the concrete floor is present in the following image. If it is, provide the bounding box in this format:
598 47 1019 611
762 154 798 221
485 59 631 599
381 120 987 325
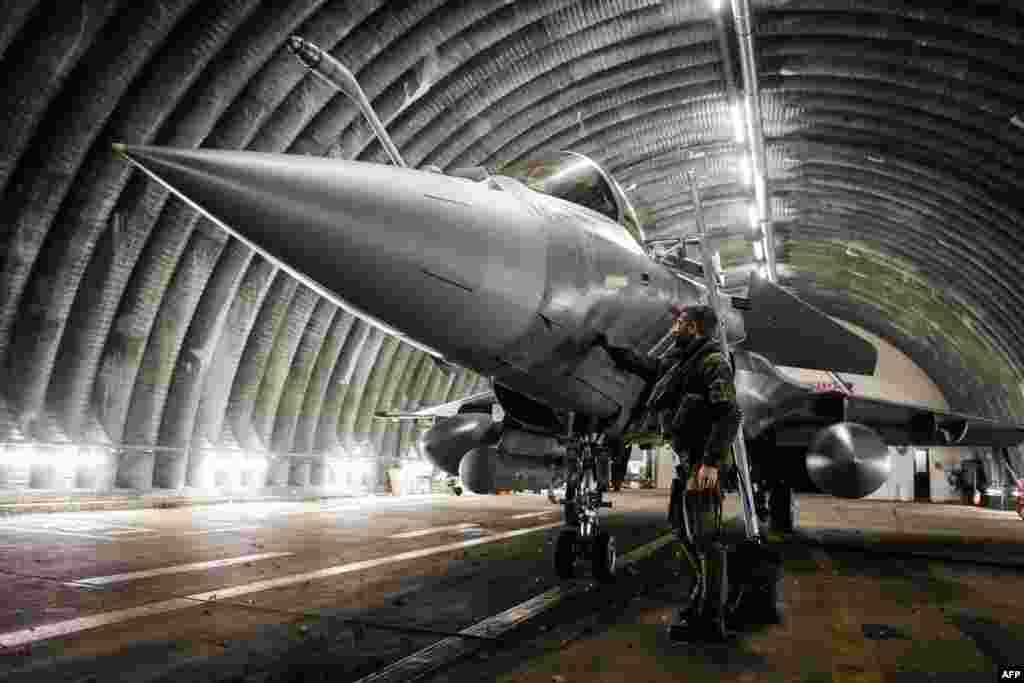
0 490 673 682
430 495 1024 683
0 491 1020 682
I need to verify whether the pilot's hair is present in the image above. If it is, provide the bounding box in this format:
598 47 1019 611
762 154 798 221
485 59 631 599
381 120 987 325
673 303 718 336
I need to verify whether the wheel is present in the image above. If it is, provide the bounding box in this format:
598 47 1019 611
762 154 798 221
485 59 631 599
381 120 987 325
555 528 577 579
753 484 770 524
769 483 798 533
591 531 616 583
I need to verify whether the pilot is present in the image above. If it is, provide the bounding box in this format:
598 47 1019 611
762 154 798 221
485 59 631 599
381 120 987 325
595 303 742 640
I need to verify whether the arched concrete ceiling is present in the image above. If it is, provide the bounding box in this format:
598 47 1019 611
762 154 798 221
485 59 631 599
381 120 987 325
0 1 1021 476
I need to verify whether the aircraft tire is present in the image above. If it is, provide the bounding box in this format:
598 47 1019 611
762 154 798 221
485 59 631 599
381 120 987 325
769 484 798 533
592 530 616 583
555 528 577 579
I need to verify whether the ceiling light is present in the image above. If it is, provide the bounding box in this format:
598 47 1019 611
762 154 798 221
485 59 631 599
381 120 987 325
731 102 745 143
738 156 753 186
754 175 767 215
709 0 723 10
1011 114 1024 130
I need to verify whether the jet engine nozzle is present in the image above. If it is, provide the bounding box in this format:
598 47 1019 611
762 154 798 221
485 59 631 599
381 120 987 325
419 413 496 476
805 422 891 498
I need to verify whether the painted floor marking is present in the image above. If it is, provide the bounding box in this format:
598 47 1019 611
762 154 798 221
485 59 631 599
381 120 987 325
356 531 679 683
0 521 561 648
0 526 113 541
0 500 119 509
37 520 112 532
65 552 294 587
509 511 556 520
0 524 263 541
175 526 263 537
286 497 452 517
390 523 480 539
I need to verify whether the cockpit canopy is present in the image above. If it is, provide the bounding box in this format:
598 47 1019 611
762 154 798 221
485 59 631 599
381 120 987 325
497 152 645 245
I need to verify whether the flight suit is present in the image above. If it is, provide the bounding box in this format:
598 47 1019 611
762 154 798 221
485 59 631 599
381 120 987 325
601 334 742 638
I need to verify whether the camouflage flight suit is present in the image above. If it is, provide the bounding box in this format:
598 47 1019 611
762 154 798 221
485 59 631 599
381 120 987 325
603 334 742 636
603 335 741 474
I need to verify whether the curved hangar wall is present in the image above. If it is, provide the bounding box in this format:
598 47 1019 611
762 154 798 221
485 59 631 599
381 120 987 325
0 2 1021 492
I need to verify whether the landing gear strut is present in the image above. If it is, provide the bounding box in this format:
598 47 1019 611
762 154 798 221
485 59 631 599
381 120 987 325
768 482 798 534
553 414 616 582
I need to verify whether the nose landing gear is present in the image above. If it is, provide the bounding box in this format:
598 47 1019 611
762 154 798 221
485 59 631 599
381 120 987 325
553 422 616 583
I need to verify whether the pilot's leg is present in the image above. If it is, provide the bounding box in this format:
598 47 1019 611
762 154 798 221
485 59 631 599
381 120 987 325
671 462 727 641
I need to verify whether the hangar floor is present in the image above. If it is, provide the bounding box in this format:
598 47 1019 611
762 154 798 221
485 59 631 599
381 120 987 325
0 491 1019 682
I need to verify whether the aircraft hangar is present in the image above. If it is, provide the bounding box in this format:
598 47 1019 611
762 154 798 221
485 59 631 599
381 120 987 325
0 0 1022 496
0 2 1022 681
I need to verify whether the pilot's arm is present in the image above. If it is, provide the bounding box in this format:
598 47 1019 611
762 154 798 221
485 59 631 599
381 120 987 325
699 352 743 468
594 334 659 382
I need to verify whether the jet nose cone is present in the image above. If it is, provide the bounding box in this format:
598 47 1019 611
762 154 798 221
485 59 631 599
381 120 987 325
116 145 548 369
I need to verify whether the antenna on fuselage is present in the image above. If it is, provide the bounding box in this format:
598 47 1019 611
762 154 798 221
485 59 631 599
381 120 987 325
287 36 407 168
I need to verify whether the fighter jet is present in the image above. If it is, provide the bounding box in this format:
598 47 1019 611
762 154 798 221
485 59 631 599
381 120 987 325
112 40 1024 543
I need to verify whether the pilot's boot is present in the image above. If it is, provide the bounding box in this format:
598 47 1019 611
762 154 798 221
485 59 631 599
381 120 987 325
669 484 730 642
669 544 729 642
668 567 705 641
